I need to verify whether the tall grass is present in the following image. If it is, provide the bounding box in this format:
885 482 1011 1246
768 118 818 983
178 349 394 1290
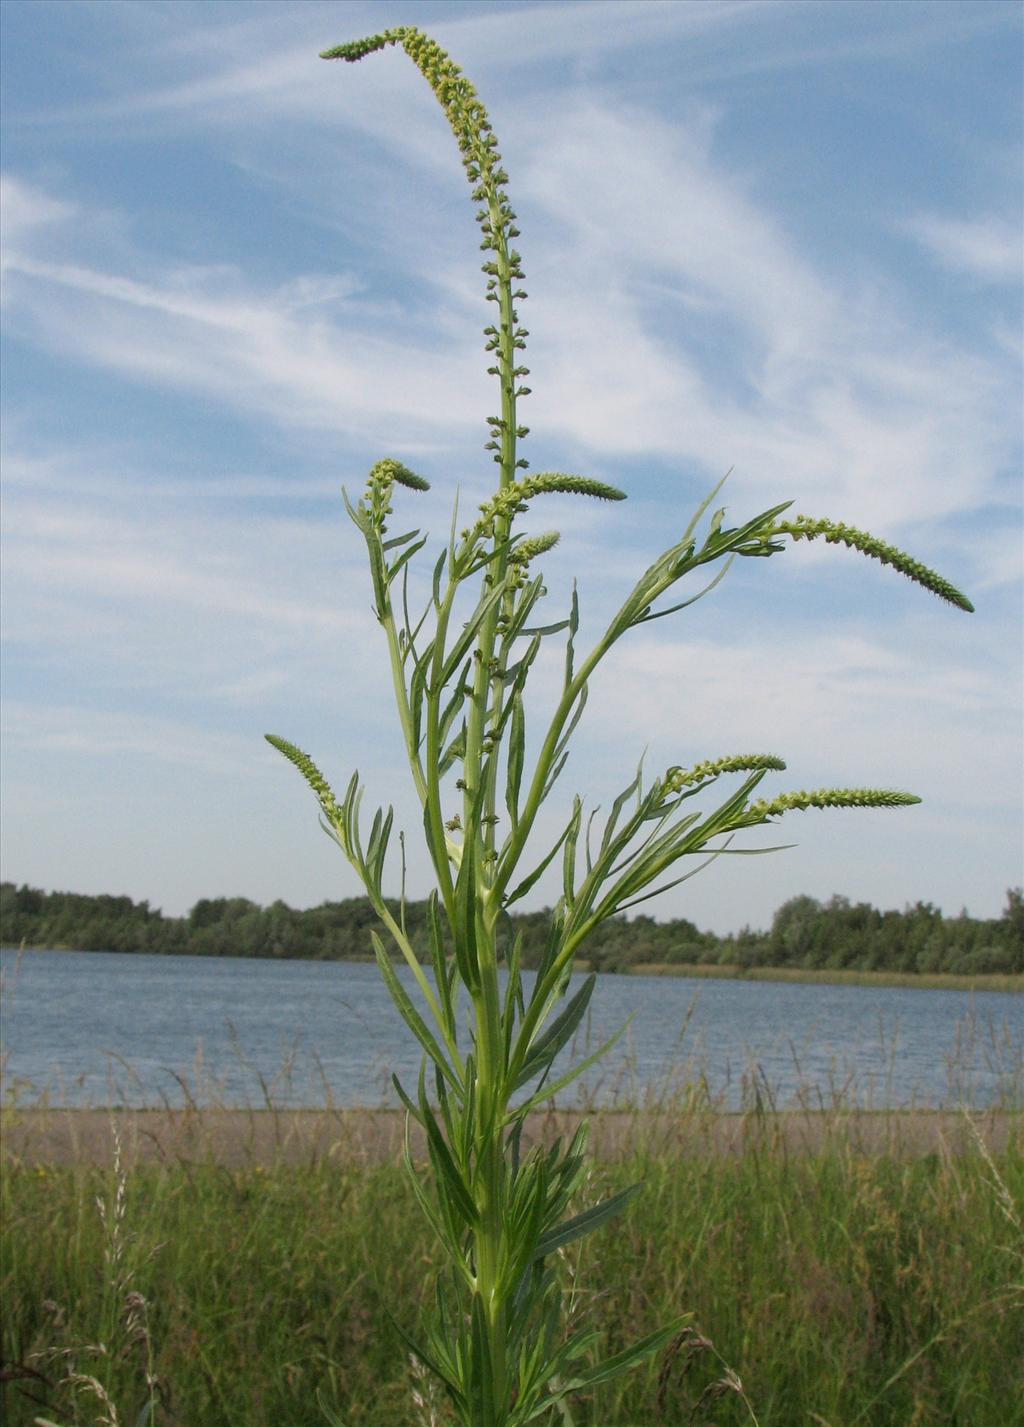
2 1099 1020 1426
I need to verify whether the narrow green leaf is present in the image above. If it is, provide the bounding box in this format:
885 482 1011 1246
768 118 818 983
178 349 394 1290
506 691 526 826
562 796 582 906
520 618 570 637
387 537 430 586
452 829 481 993
391 1071 424 1125
418 1076 479 1228
564 584 579 689
426 892 457 1041
440 580 509 686
562 1314 693 1392
549 683 588 777
632 558 732 625
515 1021 629 1116
371 932 460 1090
542 748 571 802
535 1184 640 1258
512 974 596 1090
431 546 447 610
470 1295 498 1427
502 818 574 907
381 527 421 553
379 1307 466 1403
500 632 542 692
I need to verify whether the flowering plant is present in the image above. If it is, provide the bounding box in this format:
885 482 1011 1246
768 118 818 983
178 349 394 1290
269 28 971 1426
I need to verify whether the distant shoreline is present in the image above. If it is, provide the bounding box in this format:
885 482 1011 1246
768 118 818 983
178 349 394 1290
4 943 1020 993
612 962 1023 994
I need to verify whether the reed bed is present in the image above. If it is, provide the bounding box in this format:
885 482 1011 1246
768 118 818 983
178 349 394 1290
3 1095 1021 1427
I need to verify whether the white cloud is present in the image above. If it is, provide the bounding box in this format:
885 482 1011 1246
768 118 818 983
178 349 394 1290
2 248 489 445
0 175 75 265
0 443 384 712
22 0 1017 136
579 626 1017 812
906 213 1021 284
0 700 262 776
4 137 1016 540
514 102 1016 529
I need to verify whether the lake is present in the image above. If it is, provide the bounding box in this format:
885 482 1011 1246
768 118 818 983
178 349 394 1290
1 948 1019 1110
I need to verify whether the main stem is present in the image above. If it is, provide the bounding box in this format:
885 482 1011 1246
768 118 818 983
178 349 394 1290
463 183 522 1424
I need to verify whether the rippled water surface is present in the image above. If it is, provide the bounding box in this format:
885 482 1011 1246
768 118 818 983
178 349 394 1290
1 949 1019 1109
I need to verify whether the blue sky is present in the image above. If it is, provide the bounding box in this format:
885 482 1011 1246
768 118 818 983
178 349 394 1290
2 0 1021 933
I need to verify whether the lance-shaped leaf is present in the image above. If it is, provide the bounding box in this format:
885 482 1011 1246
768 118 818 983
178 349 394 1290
513 1020 630 1117
534 1182 640 1259
426 892 457 1042
439 578 512 688
505 690 526 828
372 931 461 1091
502 811 578 908
418 1067 479 1231
452 823 482 994
544 1315 693 1400
510 973 596 1091
469 1295 500 1427
564 585 580 690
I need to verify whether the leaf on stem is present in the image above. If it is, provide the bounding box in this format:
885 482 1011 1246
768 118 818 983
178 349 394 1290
453 826 482 993
371 931 461 1091
511 973 596 1091
418 1069 479 1229
534 1183 641 1259
558 1314 694 1393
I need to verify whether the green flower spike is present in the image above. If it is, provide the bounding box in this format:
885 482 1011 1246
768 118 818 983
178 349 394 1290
769 516 974 612
472 472 627 541
749 787 922 820
323 28 530 485
665 754 787 793
264 736 341 825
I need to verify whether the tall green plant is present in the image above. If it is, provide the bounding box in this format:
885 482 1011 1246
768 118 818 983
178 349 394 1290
268 28 972 1426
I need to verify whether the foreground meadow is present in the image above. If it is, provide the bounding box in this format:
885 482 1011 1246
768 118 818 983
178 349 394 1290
2 1105 1021 1427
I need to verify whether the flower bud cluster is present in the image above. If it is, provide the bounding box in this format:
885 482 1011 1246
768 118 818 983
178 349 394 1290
748 787 921 819
770 516 974 611
663 754 786 793
361 457 430 533
508 531 561 565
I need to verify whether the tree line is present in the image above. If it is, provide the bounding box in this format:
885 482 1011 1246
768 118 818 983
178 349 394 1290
2 882 1020 976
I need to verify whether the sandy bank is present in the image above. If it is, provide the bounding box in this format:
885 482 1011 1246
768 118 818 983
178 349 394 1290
2 1106 1017 1168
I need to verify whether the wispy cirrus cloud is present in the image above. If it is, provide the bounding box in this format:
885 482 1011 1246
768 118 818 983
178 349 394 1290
3 140 1016 545
905 212 1021 284
1 245 488 449
0 174 75 250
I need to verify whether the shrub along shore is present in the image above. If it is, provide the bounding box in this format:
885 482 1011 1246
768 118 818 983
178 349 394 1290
2 1102 1021 1426
3 882 1022 980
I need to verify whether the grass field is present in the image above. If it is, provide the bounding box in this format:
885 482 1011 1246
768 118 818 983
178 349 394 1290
2 1103 1021 1427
